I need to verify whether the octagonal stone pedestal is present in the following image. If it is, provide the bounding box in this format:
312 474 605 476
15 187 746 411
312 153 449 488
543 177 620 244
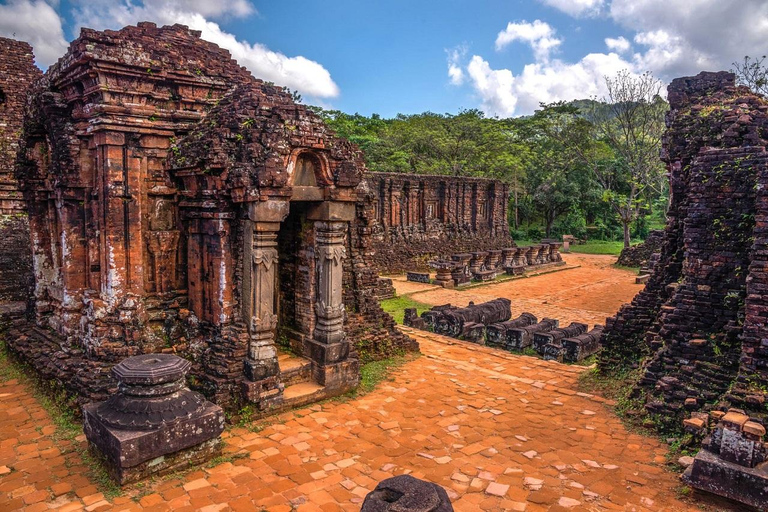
83 354 225 484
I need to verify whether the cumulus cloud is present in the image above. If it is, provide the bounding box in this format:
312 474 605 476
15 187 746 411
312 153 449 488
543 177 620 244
605 36 630 54
456 1 768 117
0 0 68 67
446 46 467 85
608 0 766 79
466 52 636 117
495 20 562 61
539 0 605 17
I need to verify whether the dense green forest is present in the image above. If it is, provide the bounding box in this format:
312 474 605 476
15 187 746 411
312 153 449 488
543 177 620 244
310 71 670 247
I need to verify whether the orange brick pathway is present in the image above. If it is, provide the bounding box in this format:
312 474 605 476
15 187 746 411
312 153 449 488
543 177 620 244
0 326 726 511
391 253 644 328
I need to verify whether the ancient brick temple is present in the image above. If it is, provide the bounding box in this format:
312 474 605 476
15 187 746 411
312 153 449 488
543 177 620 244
363 173 511 273
599 72 768 427
8 22 416 409
0 38 41 302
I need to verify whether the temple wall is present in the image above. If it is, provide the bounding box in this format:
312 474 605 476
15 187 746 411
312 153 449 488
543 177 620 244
363 172 512 273
0 38 41 302
598 71 768 428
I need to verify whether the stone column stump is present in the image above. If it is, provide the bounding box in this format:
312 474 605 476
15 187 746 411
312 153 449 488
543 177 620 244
83 354 225 485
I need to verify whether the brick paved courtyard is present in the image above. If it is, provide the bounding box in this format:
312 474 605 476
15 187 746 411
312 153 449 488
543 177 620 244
0 255 738 511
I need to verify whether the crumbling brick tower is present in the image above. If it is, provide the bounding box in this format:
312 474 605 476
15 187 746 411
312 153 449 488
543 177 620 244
599 71 768 428
13 22 414 409
0 38 41 301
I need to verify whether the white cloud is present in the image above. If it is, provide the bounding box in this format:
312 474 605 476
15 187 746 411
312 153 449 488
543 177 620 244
609 0 768 78
446 46 467 85
495 20 562 61
0 0 68 67
539 0 605 17
466 52 637 117
605 36 630 54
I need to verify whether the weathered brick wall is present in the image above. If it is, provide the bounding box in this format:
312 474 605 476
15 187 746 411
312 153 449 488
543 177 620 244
363 173 512 273
598 71 768 428
0 39 41 304
0 37 41 215
616 230 664 268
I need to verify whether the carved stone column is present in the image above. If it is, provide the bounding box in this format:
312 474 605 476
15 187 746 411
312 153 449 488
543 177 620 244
241 200 289 406
306 202 359 391
244 228 280 382
314 221 347 345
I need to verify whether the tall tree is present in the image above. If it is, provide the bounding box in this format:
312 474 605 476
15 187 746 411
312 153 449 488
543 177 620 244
573 71 667 248
732 55 768 96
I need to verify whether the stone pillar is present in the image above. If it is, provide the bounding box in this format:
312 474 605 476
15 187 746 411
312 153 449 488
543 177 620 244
314 221 347 344
241 200 288 406
307 201 360 390
244 227 280 381
549 242 563 263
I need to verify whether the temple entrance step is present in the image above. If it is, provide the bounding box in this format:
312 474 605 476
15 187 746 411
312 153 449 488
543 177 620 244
282 381 326 409
278 351 314 387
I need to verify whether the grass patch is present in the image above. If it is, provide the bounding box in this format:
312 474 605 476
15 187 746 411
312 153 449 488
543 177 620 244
380 295 432 324
613 264 641 274
359 355 414 394
569 240 628 256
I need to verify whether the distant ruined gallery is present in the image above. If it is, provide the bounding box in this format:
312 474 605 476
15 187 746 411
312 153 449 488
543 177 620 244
0 23 509 409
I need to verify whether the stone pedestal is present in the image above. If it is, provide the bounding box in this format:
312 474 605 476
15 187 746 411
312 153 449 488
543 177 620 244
470 251 487 274
501 247 516 268
524 246 538 266
486 250 502 270
682 409 768 509
430 260 456 288
83 354 225 485
362 475 453 512
535 244 549 264
549 242 563 263
450 253 472 286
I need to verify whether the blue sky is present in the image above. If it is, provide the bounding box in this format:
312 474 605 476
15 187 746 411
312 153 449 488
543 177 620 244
1 0 767 117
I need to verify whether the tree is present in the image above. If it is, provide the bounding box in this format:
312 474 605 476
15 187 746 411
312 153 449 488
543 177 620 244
732 55 768 96
583 71 667 248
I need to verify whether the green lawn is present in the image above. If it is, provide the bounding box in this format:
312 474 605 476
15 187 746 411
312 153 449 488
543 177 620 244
380 295 432 324
568 240 629 256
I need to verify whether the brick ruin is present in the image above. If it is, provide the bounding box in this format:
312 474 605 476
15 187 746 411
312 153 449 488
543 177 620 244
3 23 417 410
362 173 512 273
599 72 768 430
0 38 41 302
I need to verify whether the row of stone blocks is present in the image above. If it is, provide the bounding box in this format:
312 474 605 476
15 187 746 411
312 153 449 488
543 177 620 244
405 242 565 288
403 299 602 363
